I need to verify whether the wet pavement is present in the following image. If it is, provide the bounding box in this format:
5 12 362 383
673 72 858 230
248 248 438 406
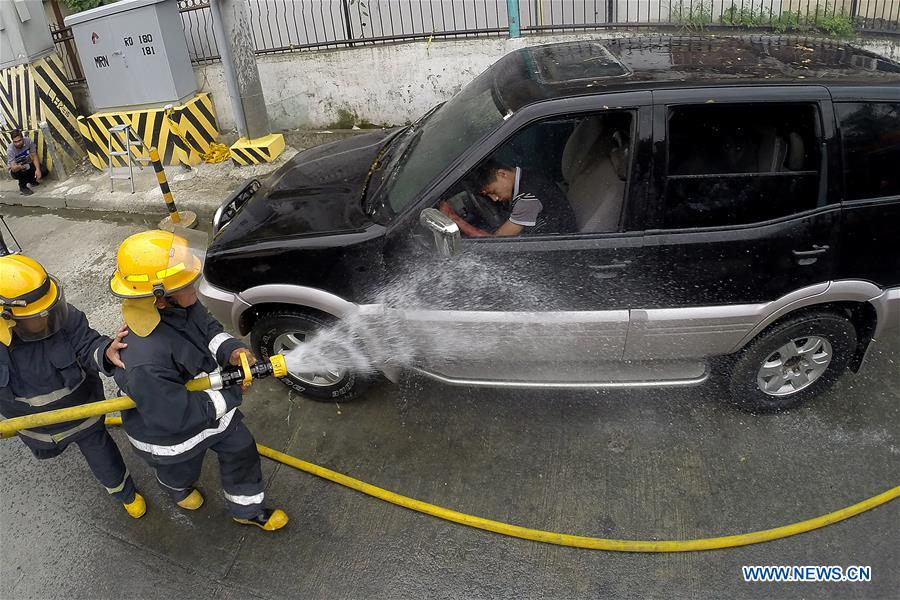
1 209 897 599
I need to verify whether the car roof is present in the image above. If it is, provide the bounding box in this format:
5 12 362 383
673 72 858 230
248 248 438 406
491 35 900 112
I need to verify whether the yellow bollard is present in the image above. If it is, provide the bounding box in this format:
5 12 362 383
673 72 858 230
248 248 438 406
150 146 197 230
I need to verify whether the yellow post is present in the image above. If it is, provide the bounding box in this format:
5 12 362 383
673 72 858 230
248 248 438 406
151 147 180 224
150 146 197 230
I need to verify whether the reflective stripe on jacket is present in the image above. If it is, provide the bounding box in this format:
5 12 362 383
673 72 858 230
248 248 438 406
0 304 113 450
113 302 246 464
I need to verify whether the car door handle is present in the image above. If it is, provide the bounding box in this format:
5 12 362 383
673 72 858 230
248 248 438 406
589 261 631 279
792 245 829 266
792 245 830 257
590 260 632 270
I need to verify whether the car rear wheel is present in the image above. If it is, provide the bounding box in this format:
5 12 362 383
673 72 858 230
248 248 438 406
251 310 370 401
727 310 857 412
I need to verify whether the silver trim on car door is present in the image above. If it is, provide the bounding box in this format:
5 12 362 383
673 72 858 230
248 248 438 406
626 280 888 361
395 308 630 379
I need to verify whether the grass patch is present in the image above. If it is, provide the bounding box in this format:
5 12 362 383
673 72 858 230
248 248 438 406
718 2 856 37
672 0 715 30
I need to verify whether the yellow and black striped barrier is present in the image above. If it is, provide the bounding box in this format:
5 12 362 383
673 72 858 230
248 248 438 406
78 93 220 170
148 147 196 229
163 104 229 165
229 133 286 167
149 147 180 225
0 53 83 174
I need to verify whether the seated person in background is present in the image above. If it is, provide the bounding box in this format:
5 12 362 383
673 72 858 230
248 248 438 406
6 129 47 197
439 160 575 237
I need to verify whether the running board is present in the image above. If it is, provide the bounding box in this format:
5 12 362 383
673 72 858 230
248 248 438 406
410 367 710 389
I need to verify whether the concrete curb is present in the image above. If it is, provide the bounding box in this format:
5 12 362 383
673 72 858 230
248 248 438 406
0 191 70 211
0 191 215 221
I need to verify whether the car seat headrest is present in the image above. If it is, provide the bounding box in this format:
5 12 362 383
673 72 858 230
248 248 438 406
608 130 629 181
562 116 604 183
785 132 805 171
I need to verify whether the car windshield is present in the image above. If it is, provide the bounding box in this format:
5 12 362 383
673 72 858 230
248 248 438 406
381 69 506 215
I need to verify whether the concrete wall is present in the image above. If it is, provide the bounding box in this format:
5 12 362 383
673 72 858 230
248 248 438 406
195 32 900 133
195 32 618 132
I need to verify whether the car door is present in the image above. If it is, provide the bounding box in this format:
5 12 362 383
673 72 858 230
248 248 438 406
625 86 843 361
831 89 900 289
386 93 654 384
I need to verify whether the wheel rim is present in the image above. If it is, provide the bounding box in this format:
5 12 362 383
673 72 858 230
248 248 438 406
756 335 833 397
273 332 345 387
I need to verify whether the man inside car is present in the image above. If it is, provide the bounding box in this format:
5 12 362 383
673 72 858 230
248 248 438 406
439 160 575 237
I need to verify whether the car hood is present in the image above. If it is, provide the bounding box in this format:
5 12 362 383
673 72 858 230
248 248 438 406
211 129 396 249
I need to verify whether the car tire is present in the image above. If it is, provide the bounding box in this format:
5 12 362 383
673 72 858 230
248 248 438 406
251 310 371 402
727 310 857 413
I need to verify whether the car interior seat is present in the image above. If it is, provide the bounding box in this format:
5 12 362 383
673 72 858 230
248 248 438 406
785 132 806 171
757 126 807 172
561 116 605 185
562 116 627 232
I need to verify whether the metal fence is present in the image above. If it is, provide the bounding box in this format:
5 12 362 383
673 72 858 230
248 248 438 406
48 0 900 82
179 0 900 64
49 23 85 84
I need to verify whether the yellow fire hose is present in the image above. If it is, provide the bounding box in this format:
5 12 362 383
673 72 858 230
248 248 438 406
1 358 897 552
0 353 283 438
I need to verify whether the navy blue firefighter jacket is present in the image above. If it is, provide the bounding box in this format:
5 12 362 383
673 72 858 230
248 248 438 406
0 305 115 456
112 302 247 464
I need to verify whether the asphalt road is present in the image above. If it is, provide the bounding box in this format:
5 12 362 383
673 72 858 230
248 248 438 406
1 208 897 599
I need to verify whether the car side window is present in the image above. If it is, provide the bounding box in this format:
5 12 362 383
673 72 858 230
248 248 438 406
663 103 821 229
836 102 900 201
436 111 635 237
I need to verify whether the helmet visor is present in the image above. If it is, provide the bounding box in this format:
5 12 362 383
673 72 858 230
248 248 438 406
11 281 68 342
161 227 208 296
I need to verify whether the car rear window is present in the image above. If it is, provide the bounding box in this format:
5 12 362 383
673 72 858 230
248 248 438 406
663 103 821 229
836 102 900 201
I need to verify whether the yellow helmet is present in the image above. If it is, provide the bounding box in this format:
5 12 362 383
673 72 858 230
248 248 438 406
109 229 207 337
0 255 68 346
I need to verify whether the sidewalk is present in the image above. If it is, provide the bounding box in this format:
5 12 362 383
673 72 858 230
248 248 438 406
0 129 368 219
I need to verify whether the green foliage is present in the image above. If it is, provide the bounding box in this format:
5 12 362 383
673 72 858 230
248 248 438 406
721 3 770 28
814 10 856 37
672 0 714 30
717 1 855 37
771 11 801 33
60 0 104 13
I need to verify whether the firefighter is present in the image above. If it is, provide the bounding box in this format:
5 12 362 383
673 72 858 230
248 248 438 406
0 254 144 518
108 229 287 531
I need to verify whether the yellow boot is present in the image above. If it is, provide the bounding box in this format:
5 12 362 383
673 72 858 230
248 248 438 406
233 508 288 531
123 492 147 519
176 489 204 510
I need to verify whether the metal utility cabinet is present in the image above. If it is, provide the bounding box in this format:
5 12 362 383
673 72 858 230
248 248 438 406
65 0 197 112
0 0 55 69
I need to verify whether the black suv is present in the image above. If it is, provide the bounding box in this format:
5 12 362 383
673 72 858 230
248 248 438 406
200 36 900 411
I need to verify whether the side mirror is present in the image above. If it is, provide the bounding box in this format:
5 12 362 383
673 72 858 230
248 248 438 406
419 208 460 257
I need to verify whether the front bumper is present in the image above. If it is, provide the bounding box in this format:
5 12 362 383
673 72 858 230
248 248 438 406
198 277 248 333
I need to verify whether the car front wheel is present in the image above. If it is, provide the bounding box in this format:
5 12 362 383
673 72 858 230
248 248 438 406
727 310 857 412
251 310 370 401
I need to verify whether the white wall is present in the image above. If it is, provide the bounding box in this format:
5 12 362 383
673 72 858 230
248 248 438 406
196 32 631 131
194 31 900 133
